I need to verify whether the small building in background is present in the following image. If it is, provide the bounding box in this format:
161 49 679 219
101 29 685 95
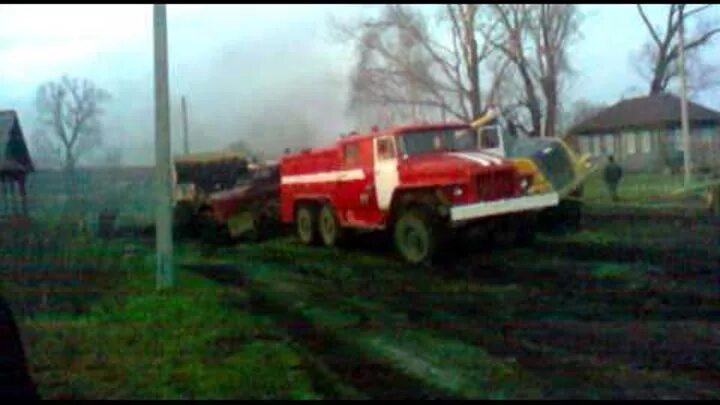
0 110 35 217
566 93 720 173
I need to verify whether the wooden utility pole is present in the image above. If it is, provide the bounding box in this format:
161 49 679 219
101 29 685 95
678 7 692 187
181 96 190 154
153 4 174 290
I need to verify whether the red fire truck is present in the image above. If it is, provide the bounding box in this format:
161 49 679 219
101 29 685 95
279 122 559 264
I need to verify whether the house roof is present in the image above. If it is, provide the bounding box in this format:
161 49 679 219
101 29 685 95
569 92 720 135
0 110 34 173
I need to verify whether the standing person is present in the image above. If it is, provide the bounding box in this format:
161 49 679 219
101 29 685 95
604 155 623 202
0 296 39 399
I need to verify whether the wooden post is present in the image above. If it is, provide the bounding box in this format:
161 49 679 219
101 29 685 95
181 96 190 155
154 4 174 290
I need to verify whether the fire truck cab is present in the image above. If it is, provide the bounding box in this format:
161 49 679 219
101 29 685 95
280 122 559 264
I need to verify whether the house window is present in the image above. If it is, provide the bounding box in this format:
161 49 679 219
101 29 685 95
593 135 602 156
604 134 615 155
701 127 715 145
626 132 637 155
641 131 652 153
579 137 591 155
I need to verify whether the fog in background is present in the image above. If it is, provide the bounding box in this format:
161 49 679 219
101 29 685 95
1 4 719 167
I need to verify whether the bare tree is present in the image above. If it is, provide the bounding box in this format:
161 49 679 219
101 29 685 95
35 75 111 193
635 4 720 95
336 4 581 137
482 4 582 138
481 5 542 137
335 4 506 128
531 5 581 138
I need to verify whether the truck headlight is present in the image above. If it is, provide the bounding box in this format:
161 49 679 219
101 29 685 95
519 175 534 194
452 185 464 197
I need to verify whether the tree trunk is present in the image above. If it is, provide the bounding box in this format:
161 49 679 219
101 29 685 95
519 67 543 137
543 74 558 138
64 152 77 201
468 37 481 119
650 52 670 95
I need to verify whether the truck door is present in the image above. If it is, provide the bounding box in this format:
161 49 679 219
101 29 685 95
336 140 374 226
373 136 399 211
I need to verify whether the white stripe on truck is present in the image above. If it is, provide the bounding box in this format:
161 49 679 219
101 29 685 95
450 151 505 166
281 168 366 185
476 151 504 165
449 152 490 166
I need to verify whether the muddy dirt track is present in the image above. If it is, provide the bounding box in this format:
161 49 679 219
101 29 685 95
181 211 720 400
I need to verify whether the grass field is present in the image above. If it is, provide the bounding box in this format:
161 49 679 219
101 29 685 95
1 167 718 399
3 207 716 399
582 171 683 201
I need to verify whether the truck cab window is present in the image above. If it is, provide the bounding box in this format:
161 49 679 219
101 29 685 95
480 126 500 149
376 138 396 160
343 143 360 166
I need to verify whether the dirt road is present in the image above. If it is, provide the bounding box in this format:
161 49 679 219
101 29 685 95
181 211 720 399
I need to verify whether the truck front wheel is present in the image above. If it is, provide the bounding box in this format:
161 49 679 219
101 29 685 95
296 204 319 245
393 207 438 265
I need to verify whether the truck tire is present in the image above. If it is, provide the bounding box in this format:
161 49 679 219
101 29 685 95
198 207 230 245
393 207 438 265
296 204 319 245
318 204 343 247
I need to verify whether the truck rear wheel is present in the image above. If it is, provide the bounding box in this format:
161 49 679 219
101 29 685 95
296 204 319 245
393 207 437 265
318 204 343 247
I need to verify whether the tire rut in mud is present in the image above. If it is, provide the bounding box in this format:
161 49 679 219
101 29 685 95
187 263 456 400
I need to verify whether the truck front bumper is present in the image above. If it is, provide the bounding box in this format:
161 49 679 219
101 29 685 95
449 192 559 224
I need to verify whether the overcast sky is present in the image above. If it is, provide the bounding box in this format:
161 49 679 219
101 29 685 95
1 4 718 166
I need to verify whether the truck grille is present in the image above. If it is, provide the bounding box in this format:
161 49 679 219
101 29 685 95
475 169 518 202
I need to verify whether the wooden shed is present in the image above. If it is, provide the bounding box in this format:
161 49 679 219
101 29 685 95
0 110 34 217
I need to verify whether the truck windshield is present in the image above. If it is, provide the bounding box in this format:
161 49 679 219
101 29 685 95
398 128 476 156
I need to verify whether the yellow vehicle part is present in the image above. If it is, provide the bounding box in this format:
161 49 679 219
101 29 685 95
552 138 600 199
470 108 499 129
510 157 553 195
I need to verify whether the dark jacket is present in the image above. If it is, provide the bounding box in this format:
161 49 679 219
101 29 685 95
0 296 39 400
604 161 623 184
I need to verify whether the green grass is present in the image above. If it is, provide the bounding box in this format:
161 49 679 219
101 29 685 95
218 249 544 399
581 171 685 203
360 329 542 399
18 238 321 400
